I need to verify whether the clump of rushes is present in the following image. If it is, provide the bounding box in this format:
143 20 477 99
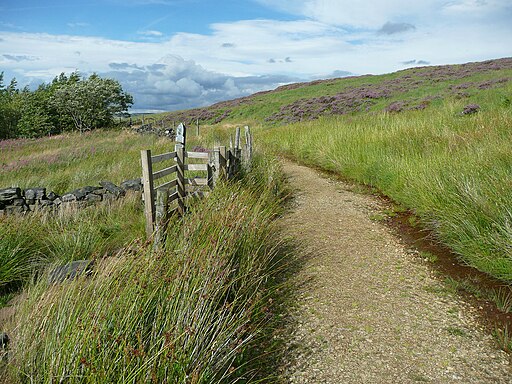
4 153 289 383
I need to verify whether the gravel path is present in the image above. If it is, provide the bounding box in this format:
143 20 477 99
279 160 511 383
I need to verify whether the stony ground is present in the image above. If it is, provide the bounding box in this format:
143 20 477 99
279 160 511 383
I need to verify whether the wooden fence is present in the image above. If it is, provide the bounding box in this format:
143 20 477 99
140 123 253 242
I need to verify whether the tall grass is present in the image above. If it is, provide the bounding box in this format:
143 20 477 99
0 193 145 289
3 152 289 383
260 93 512 282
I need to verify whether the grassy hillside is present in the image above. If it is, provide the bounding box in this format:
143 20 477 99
154 58 512 127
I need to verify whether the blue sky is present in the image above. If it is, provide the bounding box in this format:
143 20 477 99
1 0 511 112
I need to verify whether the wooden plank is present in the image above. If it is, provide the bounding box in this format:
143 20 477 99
185 163 208 171
151 151 176 163
168 191 179 203
186 190 208 200
140 149 155 238
152 165 177 180
156 179 177 191
186 151 209 159
185 178 208 186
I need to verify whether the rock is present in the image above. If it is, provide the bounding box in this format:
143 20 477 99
24 187 46 201
68 188 87 200
11 198 26 207
90 188 106 195
53 197 62 206
39 199 54 207
0 187 21 203
4 206 24 214
100 181 125 198
121 178 142 192
48 260 94 284
61 193 77 203
85 193 102 202
0 332 9 349
103 192 117 201
0 202 4 210
47 191 59 201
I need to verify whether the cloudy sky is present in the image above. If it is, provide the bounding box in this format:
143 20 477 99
1 0 511 112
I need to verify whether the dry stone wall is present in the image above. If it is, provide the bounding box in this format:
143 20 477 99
0 179 142 215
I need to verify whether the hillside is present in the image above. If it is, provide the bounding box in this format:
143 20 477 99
157 57 512 126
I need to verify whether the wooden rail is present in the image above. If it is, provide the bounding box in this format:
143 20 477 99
140 123 253 243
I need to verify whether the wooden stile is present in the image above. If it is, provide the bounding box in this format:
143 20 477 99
141 123 250 245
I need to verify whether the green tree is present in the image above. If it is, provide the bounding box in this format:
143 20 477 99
0 73 21 139
17 88 53 138
50 73 133 133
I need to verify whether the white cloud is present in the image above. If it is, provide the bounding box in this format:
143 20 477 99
138 30 164 37
0 0 510 111
67 22 90 28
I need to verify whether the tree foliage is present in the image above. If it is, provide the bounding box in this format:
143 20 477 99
0 72 133 140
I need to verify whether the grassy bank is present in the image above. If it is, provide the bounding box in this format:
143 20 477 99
3 151 289 383
260 92 512 282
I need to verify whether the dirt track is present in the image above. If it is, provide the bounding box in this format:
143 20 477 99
279 160 511 383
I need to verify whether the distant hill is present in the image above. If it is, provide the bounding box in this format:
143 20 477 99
159 57 512 126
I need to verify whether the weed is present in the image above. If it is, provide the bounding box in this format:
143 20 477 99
491 287 512 313
419 251 438 263
493 326 512 353
446 326 468 337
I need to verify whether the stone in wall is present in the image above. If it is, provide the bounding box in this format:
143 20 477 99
0 178 144 216
100 181 125 198
121 178 142 192
0 187 22 204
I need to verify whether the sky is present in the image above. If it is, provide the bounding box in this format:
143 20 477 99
1 0 511 113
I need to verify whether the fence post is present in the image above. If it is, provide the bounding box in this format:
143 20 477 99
141 149 155 238
207 163 214 190
233 127 242 176
175 123 187 216
211 146 221 188
154 187 169 246
235 127 241 152
243 125 252 167
219 146 227 179
176 144 186 216
196 119 200 136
